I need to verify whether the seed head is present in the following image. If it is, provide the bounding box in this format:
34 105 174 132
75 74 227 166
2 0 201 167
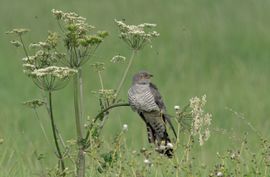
122 124 128 131
174 105 180 111
144 159 151 165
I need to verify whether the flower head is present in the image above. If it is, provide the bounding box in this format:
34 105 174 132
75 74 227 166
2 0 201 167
115 19 159 50
144 159 151 165
174 105 180 111
122 124 128 131
30 66 77 79
51 9 108 67
10 40 22 47
91 89 116 103
29 66 77 91
111 55 126 63
22 99 46 109
6 28 30 36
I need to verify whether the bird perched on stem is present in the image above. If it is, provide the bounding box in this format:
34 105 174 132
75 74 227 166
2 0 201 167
128 71 177 158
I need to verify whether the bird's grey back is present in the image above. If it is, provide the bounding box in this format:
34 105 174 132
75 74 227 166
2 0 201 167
128 84 159 112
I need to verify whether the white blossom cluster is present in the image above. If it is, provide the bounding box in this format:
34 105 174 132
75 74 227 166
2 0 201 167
190 95 212 145
115 19 159 50
51 9 108 68
6 28 30 35
111 55 126 63
30 66 77 79
52 9 94 33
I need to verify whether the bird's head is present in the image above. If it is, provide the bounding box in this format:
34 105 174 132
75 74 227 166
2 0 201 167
132 71 153 85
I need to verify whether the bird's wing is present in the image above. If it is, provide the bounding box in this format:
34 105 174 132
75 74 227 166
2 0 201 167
149 83 177 138
149 83 166 112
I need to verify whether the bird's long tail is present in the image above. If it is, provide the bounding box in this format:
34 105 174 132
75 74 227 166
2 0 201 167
140 111 174 158
146 124 174 158
163 113 177 138
155 134 174 158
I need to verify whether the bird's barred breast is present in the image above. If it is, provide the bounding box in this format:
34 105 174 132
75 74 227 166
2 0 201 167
128 84 159 112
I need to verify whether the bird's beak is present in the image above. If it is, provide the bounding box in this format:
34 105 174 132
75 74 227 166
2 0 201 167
149 74 153 77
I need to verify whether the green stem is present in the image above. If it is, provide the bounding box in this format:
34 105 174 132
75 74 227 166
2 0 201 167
115 50 136 98
84 103 130 140
181 135 193 164
98 71 104 90
33 109 50 146
19 35 29 58
73 72 85 177
43 90 67 149
48 92 66 176
93 103 129 126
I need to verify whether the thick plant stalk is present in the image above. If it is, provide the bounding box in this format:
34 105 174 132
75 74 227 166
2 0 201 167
48 92 66 176
78 68 85 124
73 71 85 177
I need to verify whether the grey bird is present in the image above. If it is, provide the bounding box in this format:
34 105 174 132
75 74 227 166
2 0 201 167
128 71 177 158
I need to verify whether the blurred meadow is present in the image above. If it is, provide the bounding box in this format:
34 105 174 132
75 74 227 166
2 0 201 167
1 0 270 176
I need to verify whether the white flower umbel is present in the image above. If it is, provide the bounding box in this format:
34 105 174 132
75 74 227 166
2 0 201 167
31 66 77 79
29 66 77 91
115 19 159 50
52 9 94 32
111 55 126 63
23 63 36 74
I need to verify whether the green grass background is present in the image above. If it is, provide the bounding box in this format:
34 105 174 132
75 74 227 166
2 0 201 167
1 0 270 176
